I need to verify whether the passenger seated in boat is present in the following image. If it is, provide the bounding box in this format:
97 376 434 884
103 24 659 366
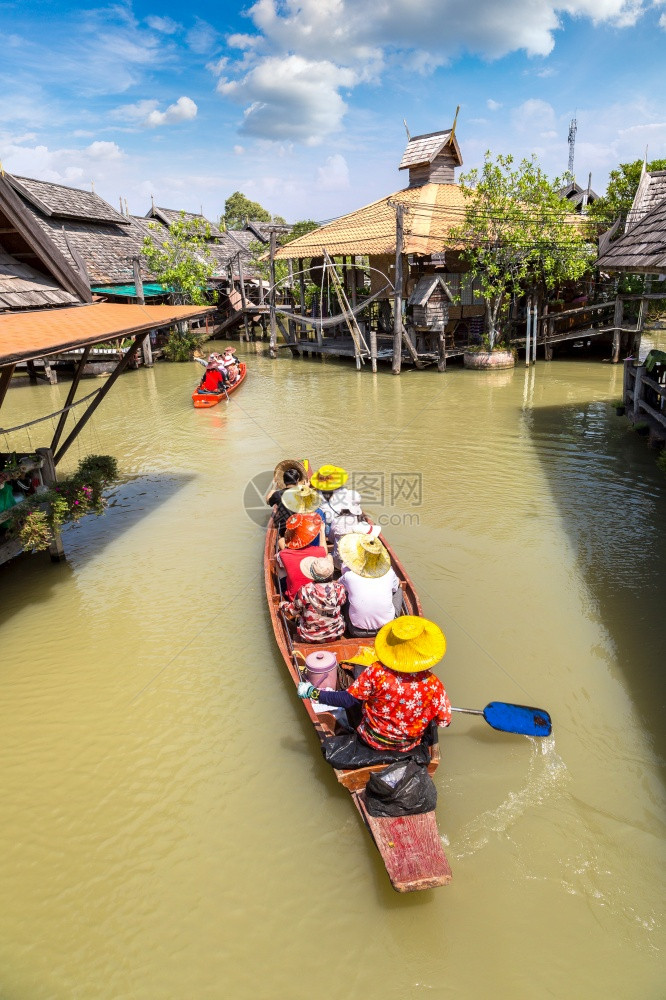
222 348 240 382
328 488 379 567
266 467 302 534
311 464 349 539
199 363 227 393
278 509 325 551
298 616 452 753
280 554 346 642
338 534 402 638
277 513 327 600
281 483 327 528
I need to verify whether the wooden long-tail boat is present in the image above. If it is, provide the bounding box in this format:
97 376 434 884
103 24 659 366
264 519 452 892
192 362 247 408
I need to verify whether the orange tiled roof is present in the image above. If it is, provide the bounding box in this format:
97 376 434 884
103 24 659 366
0 302 213 366
274 183 467 259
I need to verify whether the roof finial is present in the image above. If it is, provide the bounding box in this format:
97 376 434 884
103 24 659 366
151 193 155 212
0 160 4 177
124 198 129 216
449 105 460 143
91 178 95 193
403 119 411 141
119 196 123 213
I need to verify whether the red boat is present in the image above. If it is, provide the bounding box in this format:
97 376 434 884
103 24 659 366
264 516 452 892
192 362 247 408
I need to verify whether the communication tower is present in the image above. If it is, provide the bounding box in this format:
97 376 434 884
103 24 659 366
567 117 577 179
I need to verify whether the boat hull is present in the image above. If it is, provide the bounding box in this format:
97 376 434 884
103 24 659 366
264 517 452 891
192 362 247 407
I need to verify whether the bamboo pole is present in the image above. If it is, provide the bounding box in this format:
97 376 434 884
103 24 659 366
612 295 623 363
133 258 153 366
370 327 378 373
525 297 532 367
392 203 404 375
237 255 251 342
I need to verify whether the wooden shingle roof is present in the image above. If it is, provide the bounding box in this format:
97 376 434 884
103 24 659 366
626 169 666 231
597 196 666 273
149 205 223 240
0 249 79 310
274 183 466 259
408 274 454 306
9 175 129 226
399 130 462 170
32 212 155 285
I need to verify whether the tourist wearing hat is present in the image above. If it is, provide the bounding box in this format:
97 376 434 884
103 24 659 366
266 467 304 534
278 505 326 551
198 361 227 394
281 483 327 525
338 534 401 637
310 464 349 539
298 616 452 752
280 554 346 642
277 513 327 600
328 488 379 567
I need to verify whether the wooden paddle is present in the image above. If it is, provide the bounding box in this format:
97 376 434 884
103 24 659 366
451 701 551 737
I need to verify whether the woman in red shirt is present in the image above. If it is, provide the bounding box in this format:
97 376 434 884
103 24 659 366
298 616 451 752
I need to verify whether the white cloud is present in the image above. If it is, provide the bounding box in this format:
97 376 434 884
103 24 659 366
86 141 123 160
659 11 666 27
145 15 181 34
144 96 198 127
511 98 557 132
109 99 160 123
186 18 217 54
487 99 502 111
316 153 350 190
220 55 356 145
216 0 656 145
233 145 245 155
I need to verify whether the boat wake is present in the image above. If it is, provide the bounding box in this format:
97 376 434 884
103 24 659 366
447 736 568 859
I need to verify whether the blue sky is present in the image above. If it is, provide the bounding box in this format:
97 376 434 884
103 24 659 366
1 0 664 223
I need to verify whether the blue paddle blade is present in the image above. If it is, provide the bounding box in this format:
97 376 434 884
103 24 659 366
483 701 552 737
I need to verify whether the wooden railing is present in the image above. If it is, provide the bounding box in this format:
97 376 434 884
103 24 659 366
624 359 666 435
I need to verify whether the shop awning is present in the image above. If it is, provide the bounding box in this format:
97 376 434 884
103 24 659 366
0 302 214 366
92 283 170 298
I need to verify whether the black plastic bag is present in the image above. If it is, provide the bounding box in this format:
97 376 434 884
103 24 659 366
321 732 430 769
364 760 437 817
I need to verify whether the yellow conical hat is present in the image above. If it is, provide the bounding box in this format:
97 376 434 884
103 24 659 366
311 464 348 491
281 483 321 514
338 534 390 578
374 616 446 673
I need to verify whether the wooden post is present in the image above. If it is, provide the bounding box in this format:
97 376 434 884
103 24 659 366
54 334 147 464
370 326 378 373
525 297 532 367
269 230 277 358
26 360 38 383
133 258 153 366
0 363 16 408
237 256 251 343
543 304 553 361
437 332 447 372
287 259 296 343
351 256 357 310
36 447 65 562
633 364 644 421
612 295 622 363
392 203 404 375
43 358 57 384
50 345 92 454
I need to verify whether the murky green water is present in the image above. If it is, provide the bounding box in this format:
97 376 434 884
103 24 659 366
0 342 664 999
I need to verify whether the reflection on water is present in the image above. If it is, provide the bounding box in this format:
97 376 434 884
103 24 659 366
0 346 664 999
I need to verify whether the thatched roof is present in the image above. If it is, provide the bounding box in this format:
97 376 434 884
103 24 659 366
597 196 666 273
274 183 466 259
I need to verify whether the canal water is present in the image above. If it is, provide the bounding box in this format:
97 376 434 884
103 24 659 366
0 343 664 999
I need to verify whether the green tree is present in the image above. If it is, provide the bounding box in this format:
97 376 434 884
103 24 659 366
142 213 215 305
142 213 216 360
223 191 272 230
451 153 594 349
588 159 666 228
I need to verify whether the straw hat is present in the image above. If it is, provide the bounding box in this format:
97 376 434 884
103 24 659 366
374 616 446 673
300 554 334 581
311 464 348 491
281 483 321 514
284 512 322 549
274 459 308 490
338 534 390 578
330 488 362 516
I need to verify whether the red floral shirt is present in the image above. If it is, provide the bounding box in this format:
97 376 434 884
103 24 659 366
347 663 451 751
